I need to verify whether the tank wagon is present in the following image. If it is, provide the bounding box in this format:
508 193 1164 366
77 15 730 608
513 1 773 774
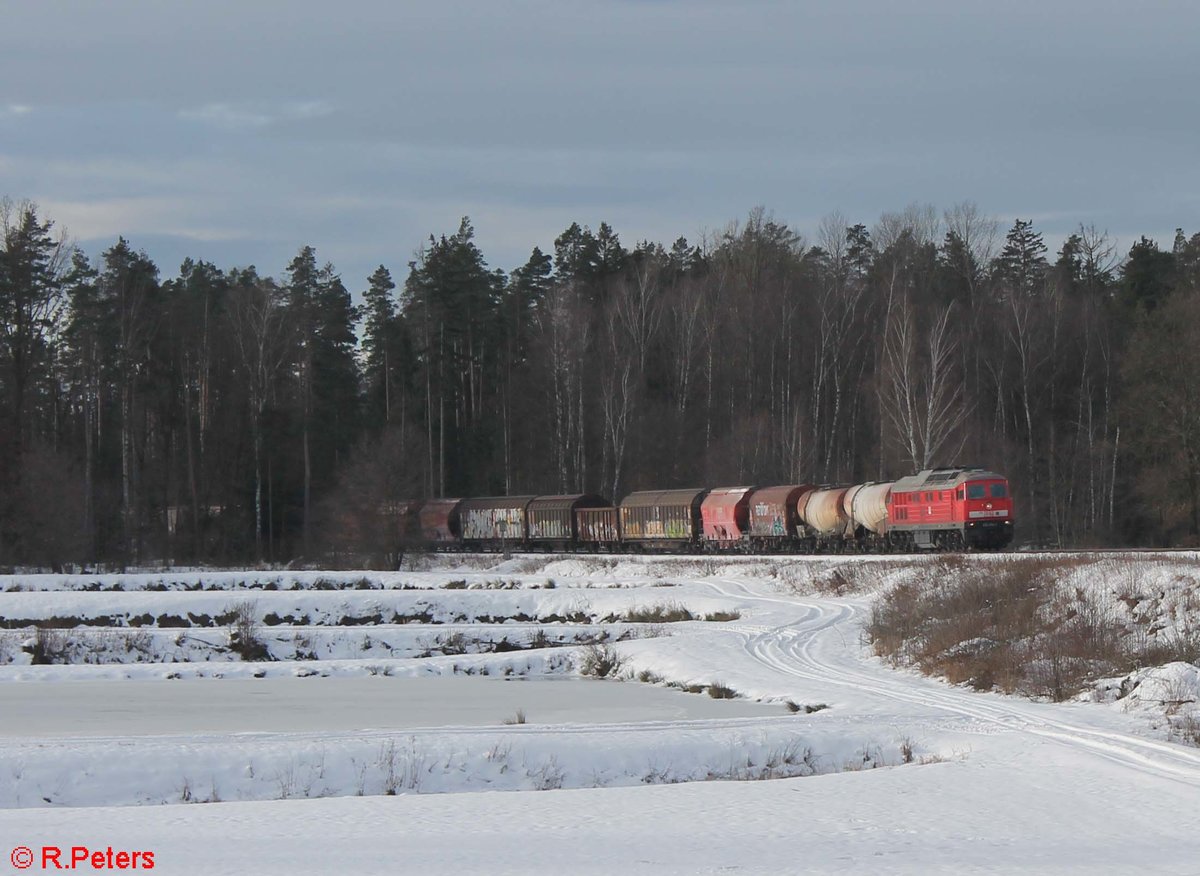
400 466 1014 555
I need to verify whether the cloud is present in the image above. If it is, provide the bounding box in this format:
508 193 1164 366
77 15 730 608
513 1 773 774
39 197 246 244
1 104 32 119
179 103 272 129
178 100 333 130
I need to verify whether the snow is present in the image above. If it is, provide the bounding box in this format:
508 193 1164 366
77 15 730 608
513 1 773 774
0 676 780 737
1 553 1198 873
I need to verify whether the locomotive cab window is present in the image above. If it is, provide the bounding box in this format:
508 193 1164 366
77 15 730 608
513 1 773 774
990 483 1008 498
966 484 986 499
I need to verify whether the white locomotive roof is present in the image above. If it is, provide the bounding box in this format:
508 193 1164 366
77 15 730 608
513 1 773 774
891 467 1006 491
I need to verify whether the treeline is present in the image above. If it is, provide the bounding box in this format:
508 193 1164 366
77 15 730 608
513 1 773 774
1 198 1198 568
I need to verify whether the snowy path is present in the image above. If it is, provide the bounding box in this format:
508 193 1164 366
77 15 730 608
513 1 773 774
703 575 1200 788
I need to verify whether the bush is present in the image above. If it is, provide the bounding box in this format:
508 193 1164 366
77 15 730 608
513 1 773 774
867 556 1145 701
579 643 624 678
228 601 270 661
622 603 695 623
707 681 738 699
27 626 68 665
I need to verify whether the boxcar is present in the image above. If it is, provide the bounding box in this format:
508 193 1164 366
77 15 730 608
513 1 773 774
389 499 424 545
619 489 708 550
700 487 755 547
527 494 609 545
419 498 463 546
576 506 620 548
459 496 536 547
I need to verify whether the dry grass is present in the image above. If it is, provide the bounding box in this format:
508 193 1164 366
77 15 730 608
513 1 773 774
707 681 738 699
578 643 624 678
621 603 695 623
866 555 1190 701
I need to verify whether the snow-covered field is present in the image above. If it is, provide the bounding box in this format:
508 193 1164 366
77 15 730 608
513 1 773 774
1 553 1198 874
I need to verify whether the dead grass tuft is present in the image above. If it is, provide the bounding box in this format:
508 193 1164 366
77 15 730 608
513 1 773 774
621 603 695 623
578 643 624 678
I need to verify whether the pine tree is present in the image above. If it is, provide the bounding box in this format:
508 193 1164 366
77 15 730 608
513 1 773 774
667 236 704 275
0 201 65 454
553 222 599 283
594 222 627 278
403 218 503 495
361 265 399 430
938 230 982 304
1120 237 1175 312
312 262 360 471
506 246 551 363
845 223 875 280
61 251 104 559
284 247 360 553
995 219 1048 297
96 239 162 562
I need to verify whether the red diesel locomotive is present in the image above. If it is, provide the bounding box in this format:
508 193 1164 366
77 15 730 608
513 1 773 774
886 467 1014 550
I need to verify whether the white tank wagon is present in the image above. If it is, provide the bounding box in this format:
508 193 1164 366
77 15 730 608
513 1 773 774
796 487 850 537
842 482 894 535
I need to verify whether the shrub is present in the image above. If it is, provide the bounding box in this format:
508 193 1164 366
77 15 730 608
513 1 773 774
622 603 695 623
228 601 270 661
579 643 623 678
867 556 1146 701
707 681 737 699
27 626 68 665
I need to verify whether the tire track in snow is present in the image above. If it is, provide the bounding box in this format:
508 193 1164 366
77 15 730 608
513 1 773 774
700 575 1200 787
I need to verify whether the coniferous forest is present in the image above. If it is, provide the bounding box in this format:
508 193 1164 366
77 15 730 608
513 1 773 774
1 197 1198 568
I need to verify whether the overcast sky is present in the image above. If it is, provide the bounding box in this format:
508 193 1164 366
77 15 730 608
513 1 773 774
2 0 1197 288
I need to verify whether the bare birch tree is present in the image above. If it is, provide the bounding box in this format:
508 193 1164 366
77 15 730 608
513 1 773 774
882 298 970 470
227 277 291 562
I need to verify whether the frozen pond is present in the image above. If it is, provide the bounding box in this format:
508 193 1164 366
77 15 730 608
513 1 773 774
0 676 783 737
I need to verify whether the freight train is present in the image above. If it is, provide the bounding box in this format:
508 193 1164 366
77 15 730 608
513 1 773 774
403 466 1014 554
